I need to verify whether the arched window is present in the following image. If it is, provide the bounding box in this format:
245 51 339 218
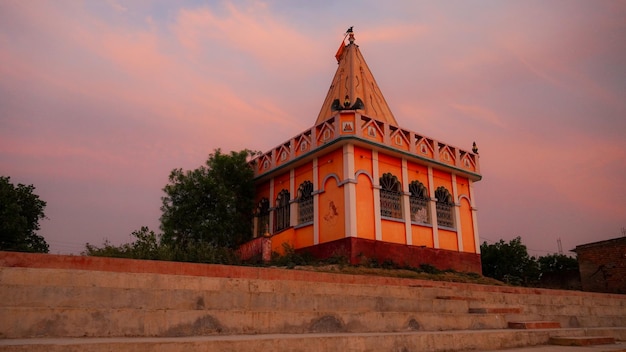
255 198 270 237
435 186 455 228
297 181 314 224
275 189 290 232
409 180 430 224
379 173 402 219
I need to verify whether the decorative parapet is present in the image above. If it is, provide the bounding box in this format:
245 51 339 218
251 111 481 180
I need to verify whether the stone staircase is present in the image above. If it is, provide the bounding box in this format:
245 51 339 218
0 251 625 351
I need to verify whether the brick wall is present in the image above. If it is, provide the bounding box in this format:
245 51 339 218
574 237 626 294
298 237 482 274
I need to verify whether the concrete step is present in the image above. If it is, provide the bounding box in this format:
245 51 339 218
0 307 513 338
549 336 616 346
508 321 561 329
1 328 625 352
0 267 454 301
469 307 524 314
4 269 625 321
0 284 470 314
5 281 624 323
7 266 626 311
503 314 626 330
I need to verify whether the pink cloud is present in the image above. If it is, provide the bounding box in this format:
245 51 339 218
172 3 320 72
450 103 506 128
358 24 429 44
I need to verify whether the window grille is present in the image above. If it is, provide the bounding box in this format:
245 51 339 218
379 173 402 219
275 189 290 232
409 180 430 224
435 186 455 228
297 181 314 224
255 198 270 237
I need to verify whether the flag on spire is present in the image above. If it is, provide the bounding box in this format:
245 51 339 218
335 38 345 62
334 27 353 62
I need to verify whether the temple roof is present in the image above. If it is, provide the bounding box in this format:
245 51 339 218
315 28 399 126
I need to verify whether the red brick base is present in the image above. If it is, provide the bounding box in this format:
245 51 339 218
297 237 482 274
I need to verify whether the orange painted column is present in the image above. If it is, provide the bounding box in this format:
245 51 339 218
427 166 440 248
289 169 297 229
269 178 275 234
313 158 319 244
401 158 413 245
469 179 480 254
372 150 382 240
452 174 463 252
344 144 357 237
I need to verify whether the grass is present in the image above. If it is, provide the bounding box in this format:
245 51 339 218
285 264 506 286
262 244 505 286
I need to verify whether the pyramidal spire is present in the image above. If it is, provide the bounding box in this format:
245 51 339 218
315 27 398 126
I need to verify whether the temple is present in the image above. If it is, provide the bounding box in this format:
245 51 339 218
250 29 483 273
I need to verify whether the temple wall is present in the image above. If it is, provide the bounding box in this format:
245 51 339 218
381 219 406 244
412 224 434 247
460 197 476 253
355 173 376 240
318 175 345 244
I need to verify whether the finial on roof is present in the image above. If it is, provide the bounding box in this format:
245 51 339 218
472 142 479 154
335 26 354 63
347 26 355 44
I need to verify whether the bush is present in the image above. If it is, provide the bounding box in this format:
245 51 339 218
83 226 240 265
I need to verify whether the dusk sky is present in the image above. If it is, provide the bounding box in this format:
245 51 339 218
1 1 625 256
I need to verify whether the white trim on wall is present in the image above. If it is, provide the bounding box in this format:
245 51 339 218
372 150 382 241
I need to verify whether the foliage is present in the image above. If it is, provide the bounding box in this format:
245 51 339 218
160 149 256 249
84 227 157 259
83 239 133 258
0 176 49 253
269 251 500 285
84 227 165 260
481 237 581 288
270 243 316 268
480 236 539 286
83 226 241 264
538 253 579 274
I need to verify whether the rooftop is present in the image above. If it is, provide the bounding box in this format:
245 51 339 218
251 28 480 181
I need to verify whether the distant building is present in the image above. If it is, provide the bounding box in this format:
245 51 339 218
573 237 626 294
249 29 483 273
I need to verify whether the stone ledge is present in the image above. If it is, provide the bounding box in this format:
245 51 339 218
435 295 485 301
1 329 625 352
549 336 615 346
508 321 561 329
469 307 523 314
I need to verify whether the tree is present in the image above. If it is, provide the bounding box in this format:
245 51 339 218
538 253 579 274
160 149 256 249
536 253 580 289
480 237 539 286
0 176 49 253
83 226 240 264
83 226 160 259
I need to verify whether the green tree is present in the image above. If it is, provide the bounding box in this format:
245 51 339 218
160 149 256 249
480 237 539 286
84 226 241 264
538 253 578 274
83 226 161 259
0 176 49 253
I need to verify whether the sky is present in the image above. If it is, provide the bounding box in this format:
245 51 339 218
1 0 625 257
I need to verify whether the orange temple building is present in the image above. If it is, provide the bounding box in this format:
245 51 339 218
250 29 483 273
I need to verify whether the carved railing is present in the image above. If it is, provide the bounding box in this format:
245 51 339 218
251 111 480 178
